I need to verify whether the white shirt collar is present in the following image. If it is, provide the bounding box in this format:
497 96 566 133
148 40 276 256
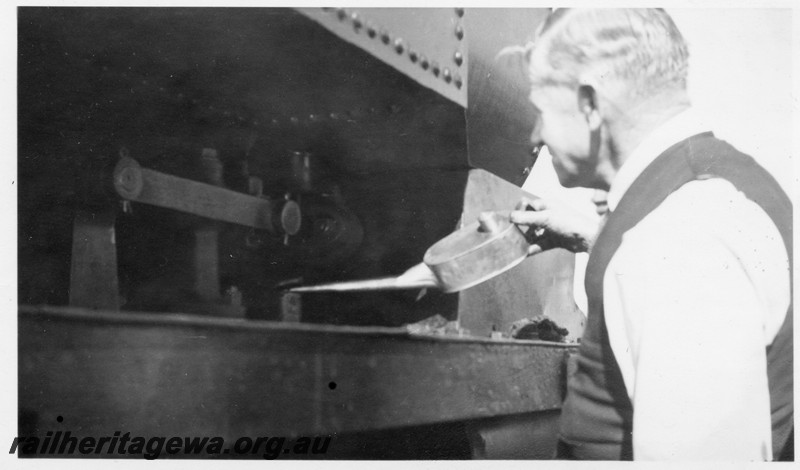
606 108 711 212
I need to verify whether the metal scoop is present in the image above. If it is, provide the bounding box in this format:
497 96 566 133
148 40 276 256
289 211 534 294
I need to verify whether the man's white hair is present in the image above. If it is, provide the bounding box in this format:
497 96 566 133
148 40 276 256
527 9 689 98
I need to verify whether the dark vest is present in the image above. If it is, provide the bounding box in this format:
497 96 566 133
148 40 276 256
557 133 793 460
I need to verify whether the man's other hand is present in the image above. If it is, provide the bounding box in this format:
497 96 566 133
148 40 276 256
510 197 599 254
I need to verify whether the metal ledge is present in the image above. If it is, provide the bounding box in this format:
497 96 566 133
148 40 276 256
19 305 575 439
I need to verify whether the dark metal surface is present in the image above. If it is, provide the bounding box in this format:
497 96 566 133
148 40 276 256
69 210 120 310
465 9 550 186
19 305 575 440
298 6 551 187
467 410 560 459
299 8 467 106
20 6 579 332
19 7 469 323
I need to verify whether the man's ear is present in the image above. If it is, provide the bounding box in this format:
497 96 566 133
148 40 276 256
577 84 601 130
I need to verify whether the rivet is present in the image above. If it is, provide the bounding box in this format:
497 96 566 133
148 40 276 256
455 25 464 40
443 67 452 83
408 49 418 63
366 23 376 38
454 73 463 89
290 116 299 125
455 8 465 17
336 8 347 21
454 51 463 66
419 55 429 70
351 13 362 31
329 112 340 120
393 38 405 54
431 61 440 77
380 29 391 44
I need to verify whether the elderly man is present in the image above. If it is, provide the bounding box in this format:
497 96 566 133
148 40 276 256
509 9 792 460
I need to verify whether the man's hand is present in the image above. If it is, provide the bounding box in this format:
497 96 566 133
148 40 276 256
509 197 600 254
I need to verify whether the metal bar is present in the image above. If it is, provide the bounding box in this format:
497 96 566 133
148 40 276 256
289 262 439 293
289 276 435 293
193 227 221 301
113 157 278 232
68 210 120 310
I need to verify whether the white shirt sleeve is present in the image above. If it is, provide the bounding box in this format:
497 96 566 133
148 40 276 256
603 179 790 461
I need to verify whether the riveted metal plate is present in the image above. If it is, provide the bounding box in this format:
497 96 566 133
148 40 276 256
298 8 467 107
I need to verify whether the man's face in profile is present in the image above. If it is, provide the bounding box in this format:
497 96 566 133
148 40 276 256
528 85 599 189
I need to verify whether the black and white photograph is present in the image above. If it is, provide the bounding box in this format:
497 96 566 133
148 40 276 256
8 1 798 464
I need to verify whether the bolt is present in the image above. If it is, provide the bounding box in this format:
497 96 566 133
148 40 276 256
280 200 302 236
443 67 452 83
336 8 347 21
380 29 391 44
351 13 362 31
454 51 463 66
431 61 440 77
408 49 418 63
393 38 405 54
366 23 377 38
455 25 464 40
419 55 429 70
116 167 140 194
454 74 463 89
455 8 465 17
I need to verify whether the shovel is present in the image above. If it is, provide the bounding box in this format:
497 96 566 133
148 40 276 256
289 211 542 294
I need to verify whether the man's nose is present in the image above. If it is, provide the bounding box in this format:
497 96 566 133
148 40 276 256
529 118 543 147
